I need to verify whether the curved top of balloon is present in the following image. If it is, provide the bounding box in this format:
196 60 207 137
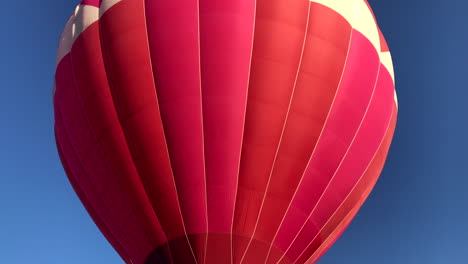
53 0 397 263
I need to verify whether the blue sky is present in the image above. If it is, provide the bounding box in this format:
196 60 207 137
0 0 467 263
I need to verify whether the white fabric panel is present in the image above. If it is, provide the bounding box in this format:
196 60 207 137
380 51 395 83
55 5 99 68
310 0 381 56
99 0 122 17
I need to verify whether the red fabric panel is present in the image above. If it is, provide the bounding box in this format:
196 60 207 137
232 0 310 262
98 0 195 262
55 53 139 248
246 29 380 264
56 138 130 263
70 20 168 245
80 0 100 7
240 3 353 263
144 1 207 262
66 20 172 261
54 106 143 262
198 0 255 232
198 0 255 262
262 28 380 263
280 63 394 263
309 65 395 227
303 103 398 264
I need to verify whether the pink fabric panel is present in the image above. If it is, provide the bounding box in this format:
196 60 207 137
98 1 195 262
283 64 394 262
241 3 354 262
80 0 100 7
55 117 143 263
66 19 170 257
301 105 398 264
98 0 184 240
54 53 153 261
198 0 255 262
144 0 206 235
55 136 130 263
231 0 310 261
309 65 395 227
270 30 380 257
144 1 207 261
198 0 255 233
55 55 127 231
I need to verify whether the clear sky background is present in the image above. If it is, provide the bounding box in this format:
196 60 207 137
0 0 467 263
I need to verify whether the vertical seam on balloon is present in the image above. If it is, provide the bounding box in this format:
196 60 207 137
140 0 198 262
97 3 174 262
303 106 396 264
55 105 136 261
279 49 382 264
68 25 155 259
195 0 209 263
231 1 257 263
262 22 354 264
55 134 130 262
237 3 312 263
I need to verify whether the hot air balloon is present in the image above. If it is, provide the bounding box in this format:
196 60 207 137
53 0 397 263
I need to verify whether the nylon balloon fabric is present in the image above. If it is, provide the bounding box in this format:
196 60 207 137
53 0 397 263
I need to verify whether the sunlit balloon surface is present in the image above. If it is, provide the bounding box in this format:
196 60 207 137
53 0 397 263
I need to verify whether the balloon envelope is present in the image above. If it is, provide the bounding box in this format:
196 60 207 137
54 0 397 263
